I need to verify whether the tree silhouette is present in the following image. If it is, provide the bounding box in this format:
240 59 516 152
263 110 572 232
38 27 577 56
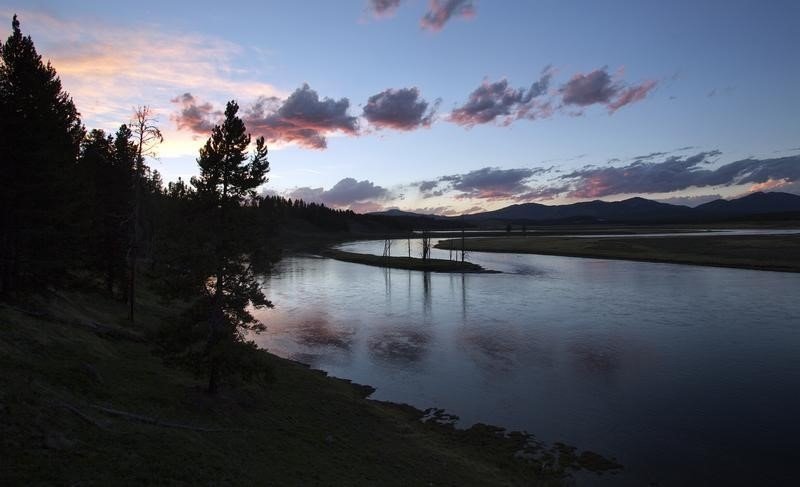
77 129 132 295
0 15 84 294
128 106 162 322
185 100 272 394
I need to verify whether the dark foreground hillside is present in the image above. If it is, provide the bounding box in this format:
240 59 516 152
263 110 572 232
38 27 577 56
0 282 620 486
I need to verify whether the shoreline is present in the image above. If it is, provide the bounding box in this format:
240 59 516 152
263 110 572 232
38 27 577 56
435 234 800 273
1 285 620 485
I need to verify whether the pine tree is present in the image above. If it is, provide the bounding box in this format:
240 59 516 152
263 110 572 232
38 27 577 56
0 15 84 294
157 100 271 394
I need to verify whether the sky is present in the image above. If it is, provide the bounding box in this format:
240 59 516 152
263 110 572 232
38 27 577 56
2 0 799 214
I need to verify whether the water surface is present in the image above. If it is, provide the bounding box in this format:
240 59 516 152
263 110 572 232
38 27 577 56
252 239 800 485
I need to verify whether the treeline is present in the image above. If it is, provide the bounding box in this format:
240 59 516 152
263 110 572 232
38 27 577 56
258 195 354 232
259 195 472 234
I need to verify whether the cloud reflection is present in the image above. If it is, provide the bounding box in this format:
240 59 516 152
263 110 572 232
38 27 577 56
368 327 431 365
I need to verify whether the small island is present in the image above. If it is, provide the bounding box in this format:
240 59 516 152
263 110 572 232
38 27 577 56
322 249 497 273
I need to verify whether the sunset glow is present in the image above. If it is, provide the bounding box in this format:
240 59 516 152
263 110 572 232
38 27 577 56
3 1 798 213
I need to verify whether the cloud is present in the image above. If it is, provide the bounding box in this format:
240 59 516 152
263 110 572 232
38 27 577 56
449 69 553 127
363 87 440 130
449 65 655 127
350 201 386 213
655 194 723 207
419 166 549 200
607 80 658 113
405 206 459 216
462 205 486 214
409 152 800 206
747 178 792 193
560 69 619 106
367 0 403 17
173 84 358 149
245 84 358 149
287 177 391 208
420 0 476 31
418 180 440 193
8 10 282 134
632 151 669 161
513 185 572 202
559 67 656 113
170 93 220 133
558 152 800 199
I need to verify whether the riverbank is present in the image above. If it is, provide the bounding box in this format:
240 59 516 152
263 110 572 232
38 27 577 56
0 282 619 485
435 234 800 272
322 249 495 273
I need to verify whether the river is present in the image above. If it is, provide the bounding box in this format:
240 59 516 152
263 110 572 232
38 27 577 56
252 237 800 485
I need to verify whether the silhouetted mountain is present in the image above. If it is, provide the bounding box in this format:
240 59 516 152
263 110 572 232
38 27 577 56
462 196 694 223
369 209 436 218
695 192 800 217
452 192 800 224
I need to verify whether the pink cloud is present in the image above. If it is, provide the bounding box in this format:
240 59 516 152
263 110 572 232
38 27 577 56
172 85 358 150
607 80 658 113
749 178 790 192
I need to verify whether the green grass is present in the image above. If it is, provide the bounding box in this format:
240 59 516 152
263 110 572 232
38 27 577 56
0 283 619 486
436 234 800 272
323 249 494 273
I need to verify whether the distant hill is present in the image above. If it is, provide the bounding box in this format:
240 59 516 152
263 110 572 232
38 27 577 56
463 197 696 223
368 208 439 218
694 192 800 218
380 192 800 224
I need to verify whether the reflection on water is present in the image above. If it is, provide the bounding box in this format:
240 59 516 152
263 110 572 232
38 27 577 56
369 326 430 365
253 242 800 486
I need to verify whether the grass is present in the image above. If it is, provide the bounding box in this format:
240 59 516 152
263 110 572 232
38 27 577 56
436 234 800 272
0 280 619 486
323 249 494 273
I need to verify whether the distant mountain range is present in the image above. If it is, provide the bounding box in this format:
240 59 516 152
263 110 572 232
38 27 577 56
369 192 800 224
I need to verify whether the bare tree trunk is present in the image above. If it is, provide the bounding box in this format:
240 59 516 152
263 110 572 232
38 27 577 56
128 165 141 322
461 226 465 263
127 106 163 323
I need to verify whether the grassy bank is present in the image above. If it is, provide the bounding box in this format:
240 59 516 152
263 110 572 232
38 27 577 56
436 234 800 272
322 249 495 273
0 281 619 485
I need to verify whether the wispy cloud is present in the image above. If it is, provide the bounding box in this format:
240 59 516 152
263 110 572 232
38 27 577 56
420 0 476 31
407 152 800 207
5 10 282 158
607 80 658 113
366 0 404 18
655 194 723 207
7 11 281 124
418 166 551 200
557 153 800 199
